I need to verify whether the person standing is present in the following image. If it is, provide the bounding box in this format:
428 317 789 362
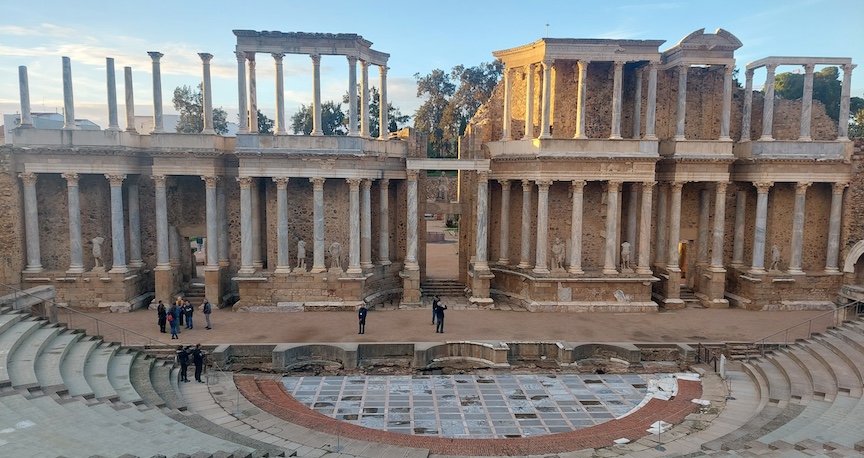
156 301 167 333
184 300 194 329
191 343 206 383
435 301 447 333
202 299 212 330
358 304 367 334
175 296 185 327
431 296 440 325
176 345 190 382
168 302 180 339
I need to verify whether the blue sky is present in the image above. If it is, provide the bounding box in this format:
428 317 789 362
1 0 862 130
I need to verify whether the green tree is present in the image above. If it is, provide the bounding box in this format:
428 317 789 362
257 112 274 134
342 86 411 136
775 67 845 122
289 101 347 135
850 107 864 139
172 83 228 135
413 69 456 157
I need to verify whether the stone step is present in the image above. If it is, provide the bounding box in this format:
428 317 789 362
150 359 187 411
752 358 792 404
8 325 61 389
771 396 860 447
814 334 864 387
35 331 82 389
801 338 862 397
767 351 812 403
756 400 833 445
128 355 166 409
830 326 864 354
106 349 142 404
782 346 837 401
0 310 25 335
83 342 120 400
0 319 44 387
60 336 99 398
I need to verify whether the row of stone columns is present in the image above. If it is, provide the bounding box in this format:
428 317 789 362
235 51 389 137
742 63 856 141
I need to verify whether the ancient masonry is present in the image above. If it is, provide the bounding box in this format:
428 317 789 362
1 28 862 313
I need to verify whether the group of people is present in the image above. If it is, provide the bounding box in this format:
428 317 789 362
357 296 448 334
175 343 207 383
156 297 212 339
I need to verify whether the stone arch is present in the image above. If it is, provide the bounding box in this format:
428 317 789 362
843 240 864 274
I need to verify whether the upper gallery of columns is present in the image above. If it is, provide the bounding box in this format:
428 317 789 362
232 30 389 66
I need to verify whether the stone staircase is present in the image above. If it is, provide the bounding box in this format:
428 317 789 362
182 278 207 304
0 306 285 458
420 279 465 297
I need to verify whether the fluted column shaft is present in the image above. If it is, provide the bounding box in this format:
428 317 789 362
347 179 362 274
574 60 589 139
667 182 684 269
839 64 856 139
475 172 491 271
62 56 76 130
637 182 654 274
603 181 621 274
799 64 815 141
107 174 127 273
518 180 533 268
273 53 286 135
675 65 688 140
360 61 370 138
627 185 638 248
645 63 658 139
379 179 391 265
273 178 290 273
524 64 535 139
710 183 728 269
154 176 169 267
533 180 551 274
361 180 373 269
610 61 624 140
237 177 254 274
235 52 248 134
788 182 810 274
568 180 586 274
405 171 419 270
124 67 136 132
251 179 262 268
347 56 358 136
502 68 512 141
741 69 754 142
18 66 32 127
539 60 554 139
310 54 322 136
760 64 777 141
106 57 120 130
497 180 511 264
720 65 733 140
127 180 142 267
311 178 326 273
732 191 747 266
201 176 218 268
633 68 642 138
20 173 42 272
248 54 258 133
826 183 846 272
697 189 710 265
147 52 163 133
217 181 228 266
199 53 214 134
63 173 84 273
750 182 773 273
379 65 389 139
654 183 668 266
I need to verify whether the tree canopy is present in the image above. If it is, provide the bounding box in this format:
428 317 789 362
172 83 228 135
289 87 409 136
774 67 863 123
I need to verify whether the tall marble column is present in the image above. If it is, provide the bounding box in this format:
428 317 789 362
574 60 589 139
644 62 658 140
839 64 856 140
310 54 323 136
720 65 733 141
360 61 370 138
237 177 255 274
62 56 77 130
760 64 777 141
106 174 127 273
731 191 747 267
202 176 219 269
62 173 84 273
610 60 624 140
124 67 136 132
475 171 491 271
18 66 33 127
199 53 215 134
674 65 688 140
105 57 120 131
797 64 815 141
273 53 287 135
539 59 554 139
153 176 170 268
741 69 754 142
361 180 373 269
347 179 362 274
633 68 643 139
347 56 359 137
697 189 711 265
524 64 535 139
235 51 248 134
217 180 229 266
169 226 180 265
247 53 258 133
710 182 728 270
667 182 684 269
825 182 847 273
531 180 551 274
568 180 586 274
273 178 290 273
627 185 638 249
502 68 512 141
603 181 621 274
379 65 389 139
127 179 143 268
654 183 668 266
788 182 810 274
405 171 419 270
750 182 773 273
251 179 262 268
378 179 391 265
20 173 42 272
147 52 164 133
310 177 326 273
637 182 654 275
497 180 511 264
518 179 533 269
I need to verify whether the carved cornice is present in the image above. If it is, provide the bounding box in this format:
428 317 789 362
105 174 127 186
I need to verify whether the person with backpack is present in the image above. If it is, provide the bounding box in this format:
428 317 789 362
202 299 212 330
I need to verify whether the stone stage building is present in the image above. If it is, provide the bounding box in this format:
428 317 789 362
1 28 862 313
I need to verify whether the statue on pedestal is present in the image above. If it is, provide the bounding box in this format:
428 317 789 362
770 245 781 271
551 237 566 270
620 241 632 271
91 236 105 270
296 240 306 270
329 242 343 270
437 173 450 202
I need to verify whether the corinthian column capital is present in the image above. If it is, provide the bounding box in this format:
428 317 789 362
272 177 289 189
754 182 774 193
18 172 37 185
105 174 126 186
61 172 79 185
310 177 326 190
237 176 254 189
201 175 219 189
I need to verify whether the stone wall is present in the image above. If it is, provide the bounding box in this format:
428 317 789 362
0 149 24 289
843 139 864 263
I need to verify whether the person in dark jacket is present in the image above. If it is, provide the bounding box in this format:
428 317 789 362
175 297 185 327
156 301 167 333
168 303 180 339
435 301 447 333
191 343 206 383
184 300 194 329
431 296 440 325
176 345 190 382
358 304 367 334
202 299 212 330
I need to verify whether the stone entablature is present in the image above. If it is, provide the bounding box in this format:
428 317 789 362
492 38 665 67
233 30 389 66
660 28 742 68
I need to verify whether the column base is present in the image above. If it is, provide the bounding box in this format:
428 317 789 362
66 266 86 275
517 262 531 269
635 267 652 275
129 260 144 268
360 262 374 269
23 266 44 274
718 136 733 142
787 268 806 276
602 268 619 275
497 259 510 266
797 136 812 142
238 266 257 275
749 267 766 275
310 266 326 274
759 135 774 142
609 134 622 140
404 261 420 271
378 260 392 266
218 259 230 267
824 268 841 275
567 267 584 275
253 261 264 269
532 267 550 275
643 134 658 141
674 135 686 141
274 266 292 274
346 267 363 275
109 266 129 274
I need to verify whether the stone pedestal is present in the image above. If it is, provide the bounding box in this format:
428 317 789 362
205 267 222 306
661 268 684 309
154 266 173 304
469 268 495 308
399 268 421 308
704 267 729 308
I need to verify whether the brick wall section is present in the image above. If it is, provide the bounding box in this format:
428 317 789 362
0 149 24 288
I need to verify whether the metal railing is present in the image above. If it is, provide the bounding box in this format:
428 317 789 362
695 343 723 372
754 300 862 357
